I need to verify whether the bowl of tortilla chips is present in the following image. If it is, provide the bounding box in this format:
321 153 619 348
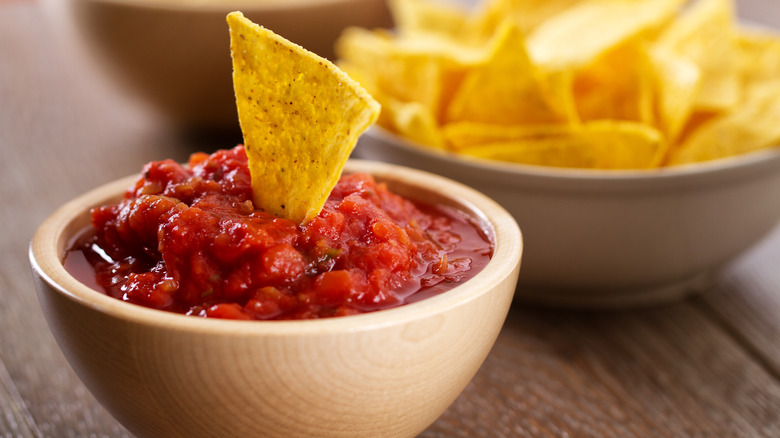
45 0 392 131
345 0 780 307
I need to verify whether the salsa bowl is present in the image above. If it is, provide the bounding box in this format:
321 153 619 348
43 0 392 130
29 159 521 438
356 127 780 308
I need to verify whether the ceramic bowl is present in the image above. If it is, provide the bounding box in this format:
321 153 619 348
44 0 392 130
356 127 780 308
29 159 521 438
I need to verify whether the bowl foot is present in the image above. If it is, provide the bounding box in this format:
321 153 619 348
513 272 714 310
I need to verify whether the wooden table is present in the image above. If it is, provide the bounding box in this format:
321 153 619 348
3 1 780 436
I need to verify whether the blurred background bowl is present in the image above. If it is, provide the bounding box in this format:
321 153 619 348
29 159 521 438
43 0 392 132
356 126 780 308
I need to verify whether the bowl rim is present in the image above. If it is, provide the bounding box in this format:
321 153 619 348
366 125 780 184
30 159 522 336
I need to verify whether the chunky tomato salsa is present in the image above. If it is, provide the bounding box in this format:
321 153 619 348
65 146 493 320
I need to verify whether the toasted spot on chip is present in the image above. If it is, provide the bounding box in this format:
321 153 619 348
228 12 380 224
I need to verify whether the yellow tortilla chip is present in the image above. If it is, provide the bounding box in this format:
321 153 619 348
736 29 780 93
648 45 700 142
573 41 656 125
465 0 584 42
527 0 684 68
336 27 443 118
392 34 487 120
336 27 484 123
654 0 739 111
227 12 380 224
340 59 443 148
443 122 568 150
667 83 780 165
445 23 577 125
458 121 666 169
390 0 470 40
384 99 444 149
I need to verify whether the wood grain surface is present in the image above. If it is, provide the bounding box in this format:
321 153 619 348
2 1 780 437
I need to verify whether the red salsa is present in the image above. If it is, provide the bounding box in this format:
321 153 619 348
65 146 493 320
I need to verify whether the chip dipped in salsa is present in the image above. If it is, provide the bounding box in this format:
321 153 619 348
64 146 493 320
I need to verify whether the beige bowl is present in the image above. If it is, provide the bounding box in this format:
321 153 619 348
29 159 521 438
44 0 392 130
356 127 780 308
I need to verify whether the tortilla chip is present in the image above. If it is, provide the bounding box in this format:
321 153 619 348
445 23 577 125
227 12 380 224
573 41 656 125
347 63 443 149
390 0 470 39
336 28 443 116
384 99 444 149
736 29 780 93
655 0 740 111
527 0 685 68
648 45 700 142
443 121 568 150
459 121 666 169
462 0 583 44
337 27 485 123
667 83 780 165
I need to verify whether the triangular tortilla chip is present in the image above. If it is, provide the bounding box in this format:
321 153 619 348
445 23 577 125
667 83 780 165
527 0 685 68
655 0 740 111
227 12 380 224
648 45 700 142
459 121 666 169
